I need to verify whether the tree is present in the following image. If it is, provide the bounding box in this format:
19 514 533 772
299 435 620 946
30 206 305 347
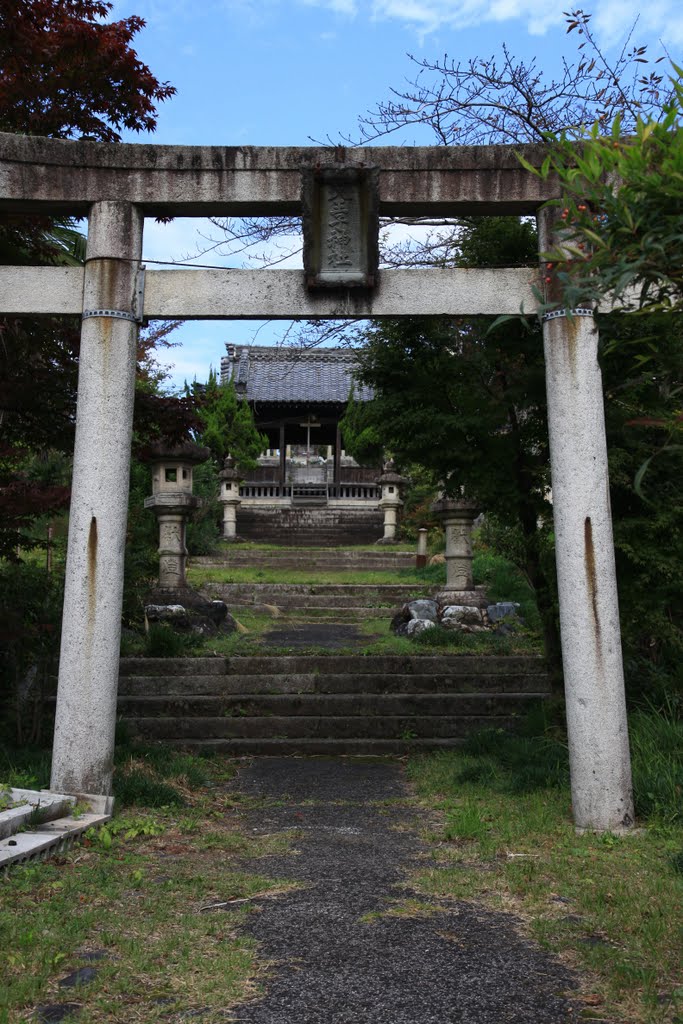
521 65 683 316
0 1 180 736
350 218 563 668
352 212 682 693
0 0 178 555
201 8 671 290
351 9 670 147
339 386 384 466
0 0 175 140
599 311 683 689
190 371 267 470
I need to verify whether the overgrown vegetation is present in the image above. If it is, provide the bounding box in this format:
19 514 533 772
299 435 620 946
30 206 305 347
407 703 683 1023
0 746 297 1024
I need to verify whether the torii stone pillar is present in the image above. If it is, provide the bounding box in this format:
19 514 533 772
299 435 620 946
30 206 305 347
538 208 634 832
50 202 143 807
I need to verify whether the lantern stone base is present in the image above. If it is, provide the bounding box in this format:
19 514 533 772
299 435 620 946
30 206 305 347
145 586 237 637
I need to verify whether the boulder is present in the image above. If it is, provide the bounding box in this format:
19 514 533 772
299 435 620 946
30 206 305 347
145 604 190 628
487 601 522 623
145 587 236 636
406 599 438 623
441 605 486 628
404 618 436 636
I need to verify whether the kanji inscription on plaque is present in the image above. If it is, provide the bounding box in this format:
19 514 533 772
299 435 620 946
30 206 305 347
302 166 379 289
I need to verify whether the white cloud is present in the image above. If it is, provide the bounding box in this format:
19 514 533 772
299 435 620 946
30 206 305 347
298 0 683 46
299 0 358 12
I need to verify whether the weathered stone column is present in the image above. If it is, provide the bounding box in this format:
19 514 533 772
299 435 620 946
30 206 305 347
218 455 242 541
158 513 189 585
538 208 633 831
416 528 428 569
430 497 479 590
376 460 406 544
50 202 143 806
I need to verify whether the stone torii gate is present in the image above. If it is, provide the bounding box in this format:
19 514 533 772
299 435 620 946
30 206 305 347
0 133 633 830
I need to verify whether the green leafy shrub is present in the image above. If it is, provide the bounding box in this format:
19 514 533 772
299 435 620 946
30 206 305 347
629 700 683 825
0 562 64 744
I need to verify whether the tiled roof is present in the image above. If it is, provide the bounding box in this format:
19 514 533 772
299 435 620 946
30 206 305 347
219 346 373 404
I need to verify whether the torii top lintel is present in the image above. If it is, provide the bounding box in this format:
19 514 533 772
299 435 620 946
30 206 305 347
0 133 560 217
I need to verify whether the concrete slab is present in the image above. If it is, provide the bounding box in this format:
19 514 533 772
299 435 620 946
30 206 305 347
0 812 110 870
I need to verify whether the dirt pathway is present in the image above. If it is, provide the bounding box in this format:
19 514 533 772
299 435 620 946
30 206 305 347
226 757 582 1024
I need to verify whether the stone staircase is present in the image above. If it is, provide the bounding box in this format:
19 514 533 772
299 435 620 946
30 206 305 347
117 654 552 755
199 582 425 623
191 547 416 573
235 507 385 546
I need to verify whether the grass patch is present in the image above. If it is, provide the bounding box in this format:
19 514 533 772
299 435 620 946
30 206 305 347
186 565 428 586
0 748 297 1024
406 706 683 1023
472 549 542 633
211 541 415 553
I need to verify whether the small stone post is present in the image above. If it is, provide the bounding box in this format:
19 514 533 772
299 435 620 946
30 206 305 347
416 528 428 569
50 202 143 806
430 497 480 590
218 455 242 541
538 208 634 832
376 460 406 544
144 442 209 590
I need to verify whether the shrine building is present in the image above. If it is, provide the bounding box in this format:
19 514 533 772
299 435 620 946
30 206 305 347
219 344 384 544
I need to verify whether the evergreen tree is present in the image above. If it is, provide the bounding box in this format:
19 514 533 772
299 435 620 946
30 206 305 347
191 371 267 470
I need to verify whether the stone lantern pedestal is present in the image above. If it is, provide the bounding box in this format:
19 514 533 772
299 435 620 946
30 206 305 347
430 496 480 591
376 460 407 544
218 456 243 542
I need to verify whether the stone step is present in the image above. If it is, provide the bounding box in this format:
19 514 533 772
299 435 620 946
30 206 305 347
193 552 417 561
119 654 548 677
118 671 549 696
231 597 402 610
126 714 518 741
117 693 544 719
262 609 382 622
116 652 550 750
201 583 423 600
191 551 416 568
178 738 465 755
196 564 418 576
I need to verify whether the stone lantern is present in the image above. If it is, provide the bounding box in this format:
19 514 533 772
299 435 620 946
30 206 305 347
144 440 209 590
430 495 481 591
218 455 242 541
376 459 407 544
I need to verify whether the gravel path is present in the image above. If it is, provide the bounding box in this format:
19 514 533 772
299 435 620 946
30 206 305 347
261 624 368 650
226 757 581 1024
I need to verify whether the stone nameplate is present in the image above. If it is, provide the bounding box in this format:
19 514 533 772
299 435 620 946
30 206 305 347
302 166 379 290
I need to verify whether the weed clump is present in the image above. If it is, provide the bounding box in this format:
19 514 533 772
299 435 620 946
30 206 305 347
143 622 202 658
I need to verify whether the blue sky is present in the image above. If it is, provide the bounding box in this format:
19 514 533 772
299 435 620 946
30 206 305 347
107 0 682 390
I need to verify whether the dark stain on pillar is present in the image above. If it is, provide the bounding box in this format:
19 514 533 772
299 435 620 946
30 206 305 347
584 515 601 641
87 515 98 615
